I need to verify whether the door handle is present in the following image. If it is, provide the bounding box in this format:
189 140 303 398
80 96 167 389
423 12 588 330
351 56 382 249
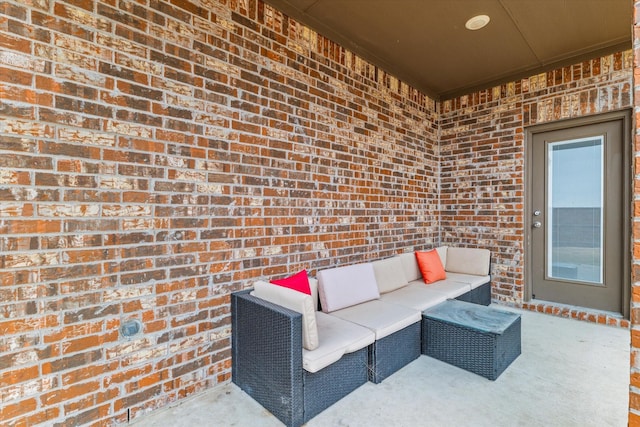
533 221 542 228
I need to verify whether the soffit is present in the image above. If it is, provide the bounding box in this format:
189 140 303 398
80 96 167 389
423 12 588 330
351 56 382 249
263 0 632 100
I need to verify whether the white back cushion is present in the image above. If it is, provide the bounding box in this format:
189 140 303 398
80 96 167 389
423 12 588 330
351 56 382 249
372 257 408 294
309 277 319 311
398 252 421 282
317 263 380 313
436 246 448 267
446 247 490 276
252 280 319 350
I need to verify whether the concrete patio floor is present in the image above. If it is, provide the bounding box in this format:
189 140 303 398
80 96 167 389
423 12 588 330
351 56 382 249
132 307 630 427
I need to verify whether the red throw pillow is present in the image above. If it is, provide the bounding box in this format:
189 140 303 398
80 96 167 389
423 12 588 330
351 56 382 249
415 250 446 284
270 269 311 295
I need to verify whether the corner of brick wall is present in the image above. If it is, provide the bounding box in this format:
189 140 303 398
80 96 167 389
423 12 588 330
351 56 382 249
0 0 438 424
439 50 633 308
629 2 640 425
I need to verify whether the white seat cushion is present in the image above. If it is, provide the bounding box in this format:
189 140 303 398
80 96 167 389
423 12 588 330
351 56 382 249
446 247 490 276
302 312 375 373
380 283 449 311
445 272 491 289
317 263 380 313
372 256 408 294
252 280 319 350
408 278 470 299
329 300 421 340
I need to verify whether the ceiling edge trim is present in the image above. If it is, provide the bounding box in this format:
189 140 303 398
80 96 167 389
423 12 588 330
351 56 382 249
439 41 632 101
262 0 440 100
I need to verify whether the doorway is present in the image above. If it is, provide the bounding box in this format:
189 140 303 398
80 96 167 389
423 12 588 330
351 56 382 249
526 111 630 317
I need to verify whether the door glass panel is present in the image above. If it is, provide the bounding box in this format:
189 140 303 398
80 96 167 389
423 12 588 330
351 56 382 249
547 137 604 284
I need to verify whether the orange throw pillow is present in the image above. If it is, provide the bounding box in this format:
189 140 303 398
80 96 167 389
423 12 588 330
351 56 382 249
415 250 446 284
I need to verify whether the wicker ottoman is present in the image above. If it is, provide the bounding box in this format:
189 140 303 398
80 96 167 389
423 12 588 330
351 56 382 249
422 299 521 380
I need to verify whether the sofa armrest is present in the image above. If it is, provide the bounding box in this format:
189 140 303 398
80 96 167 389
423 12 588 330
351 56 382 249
232 290 304 427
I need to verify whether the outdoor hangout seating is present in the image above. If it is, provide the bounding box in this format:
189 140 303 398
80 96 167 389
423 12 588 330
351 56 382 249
231 285 375 427
316 261 422 384
232 246 512 427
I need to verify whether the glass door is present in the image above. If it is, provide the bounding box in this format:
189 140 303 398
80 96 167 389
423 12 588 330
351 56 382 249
529 118 627 314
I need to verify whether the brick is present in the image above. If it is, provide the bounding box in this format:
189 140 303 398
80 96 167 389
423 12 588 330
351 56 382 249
40 380 101 405
44 321 104 344
0 397 37 421
32 10 95 41
0 0 636 425
113 384 162 412
122 369 166 394
0 2 28 20
60 403 112 426
0 365 39 387
63 305 119 324
62 389 119 426
104 365 151 388
0 315 59 335
633 391 640 412
42 350 103 375
61 331 119 355
13 408 60 427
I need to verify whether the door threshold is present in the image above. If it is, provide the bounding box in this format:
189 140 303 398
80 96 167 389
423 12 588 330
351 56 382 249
523 299 628 328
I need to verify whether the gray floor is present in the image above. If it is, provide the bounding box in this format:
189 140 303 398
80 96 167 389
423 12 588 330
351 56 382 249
132 307 630 427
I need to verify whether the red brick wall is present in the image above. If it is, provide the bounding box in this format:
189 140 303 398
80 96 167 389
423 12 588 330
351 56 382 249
440 53 633 317
630 3 640 425
1 0 636 424
0 0 438 424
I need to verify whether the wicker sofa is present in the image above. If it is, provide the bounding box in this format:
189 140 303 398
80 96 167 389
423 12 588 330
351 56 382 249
316 261 423 384
231 279 375 427
382 246 492 309
232 246 491 427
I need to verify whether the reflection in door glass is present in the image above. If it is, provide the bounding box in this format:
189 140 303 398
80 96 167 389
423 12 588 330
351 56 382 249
547 137 603 284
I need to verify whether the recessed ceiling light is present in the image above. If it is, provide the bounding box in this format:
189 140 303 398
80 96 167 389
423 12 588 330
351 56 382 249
465 14 490 31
